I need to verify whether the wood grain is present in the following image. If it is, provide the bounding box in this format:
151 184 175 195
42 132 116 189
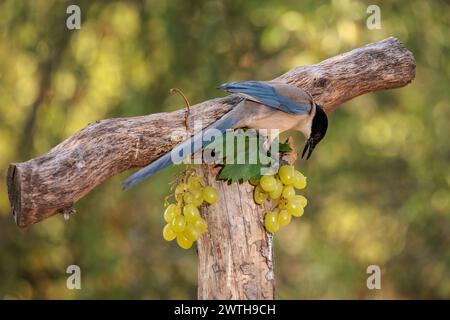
196 138 298 299
196 165 275 299
7 37 415 231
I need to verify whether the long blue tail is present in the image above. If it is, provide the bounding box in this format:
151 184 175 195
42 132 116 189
121 114 238 190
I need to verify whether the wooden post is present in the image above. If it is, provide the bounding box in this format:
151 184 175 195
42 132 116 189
196 165 275 299
6 37 415 299
196 143 298 299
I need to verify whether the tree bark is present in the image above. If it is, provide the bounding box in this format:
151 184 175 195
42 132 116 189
7 36 415 231
196 142 298 300
196 165 275 299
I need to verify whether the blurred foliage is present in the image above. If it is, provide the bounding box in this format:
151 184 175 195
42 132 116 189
0 0 449 299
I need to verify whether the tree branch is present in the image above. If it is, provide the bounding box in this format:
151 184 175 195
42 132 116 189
6 37 415 228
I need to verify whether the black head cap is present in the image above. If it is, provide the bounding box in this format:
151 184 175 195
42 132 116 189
302 104 328 160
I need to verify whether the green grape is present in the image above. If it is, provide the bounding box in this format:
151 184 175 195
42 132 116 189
286 199 303 217
278 210 291 226
175 182 187 200
191 188 204 206
163 204 181 223
163 174 213 249
171 214 186 233
162 224 177 241
202 186 218 204
249 177 260 186
281 185 296 200
254 185 267 205
183 192 194 204
264 211 280 233
183 204 200 223
194 218 208 234
185 224 201 241
293 171 307 190
269 178 283 199
292 206 304 217
278 165 295 185
260 175 277 192
192 198 204 207
188 175 203 190
295 195 308 208
177 233 193 249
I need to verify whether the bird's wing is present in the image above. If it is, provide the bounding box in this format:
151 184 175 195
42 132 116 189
218 81 311 114
121 113 239 190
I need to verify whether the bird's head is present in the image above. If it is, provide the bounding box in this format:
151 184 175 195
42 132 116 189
301 104 328 160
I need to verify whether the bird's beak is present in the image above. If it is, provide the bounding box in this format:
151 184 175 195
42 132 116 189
301 139 315 160
301 140 310 159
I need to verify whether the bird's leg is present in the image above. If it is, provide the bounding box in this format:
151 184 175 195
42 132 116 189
281 136 297 165
262 129 279 151
170 88 191 133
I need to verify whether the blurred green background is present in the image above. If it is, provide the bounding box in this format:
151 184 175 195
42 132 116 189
0 0 449 299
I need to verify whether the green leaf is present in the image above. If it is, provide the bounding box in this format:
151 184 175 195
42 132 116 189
278 142 293 152
206 131 292 183
218 163 263 183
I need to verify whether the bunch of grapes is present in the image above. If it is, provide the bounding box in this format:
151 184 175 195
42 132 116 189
251 165 308 234
162 174 218 249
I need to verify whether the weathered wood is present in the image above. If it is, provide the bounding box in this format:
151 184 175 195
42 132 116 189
7 37 415 229
196 139 298 300
196 165 275 299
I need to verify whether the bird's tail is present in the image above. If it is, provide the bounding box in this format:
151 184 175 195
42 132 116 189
121 113 238 190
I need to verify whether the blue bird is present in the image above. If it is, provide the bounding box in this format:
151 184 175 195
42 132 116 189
121 81 328 189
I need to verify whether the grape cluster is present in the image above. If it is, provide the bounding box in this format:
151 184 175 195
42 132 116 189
162 174 218 249
252 165 308 234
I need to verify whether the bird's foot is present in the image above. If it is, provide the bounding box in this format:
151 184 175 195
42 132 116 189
281 136 297 164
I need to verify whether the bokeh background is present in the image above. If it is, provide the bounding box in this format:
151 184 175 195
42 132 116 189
0 0 449 299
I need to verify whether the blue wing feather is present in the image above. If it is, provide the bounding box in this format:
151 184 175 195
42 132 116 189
276 94 310 114
121 114 238 190
219 81 310 115
218 81 280 108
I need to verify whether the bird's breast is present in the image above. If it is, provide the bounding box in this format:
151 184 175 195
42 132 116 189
234 100 311 138
247 113 299 132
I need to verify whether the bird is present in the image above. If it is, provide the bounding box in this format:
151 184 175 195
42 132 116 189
121 80 328 190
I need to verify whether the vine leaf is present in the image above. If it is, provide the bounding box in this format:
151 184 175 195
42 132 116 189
205 131 292 183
